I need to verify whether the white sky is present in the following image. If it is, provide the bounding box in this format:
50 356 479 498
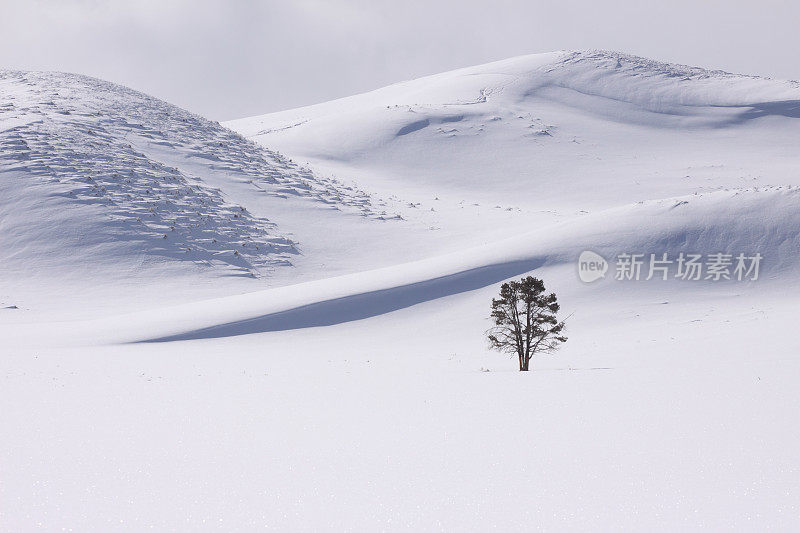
2 0 799 121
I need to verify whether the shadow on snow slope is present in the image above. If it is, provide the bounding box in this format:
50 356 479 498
139 258 544 342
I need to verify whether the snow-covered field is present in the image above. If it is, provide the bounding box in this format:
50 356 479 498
2 51 799 530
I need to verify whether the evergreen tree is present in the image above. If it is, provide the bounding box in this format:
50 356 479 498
488 276 567 371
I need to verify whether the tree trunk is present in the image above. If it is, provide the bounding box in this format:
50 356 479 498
518 354 525 371
521 356 530 371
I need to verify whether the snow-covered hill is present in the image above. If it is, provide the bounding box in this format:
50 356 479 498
229 50 800 213
216 50 800 337
0 70 399 314
5 51 799 317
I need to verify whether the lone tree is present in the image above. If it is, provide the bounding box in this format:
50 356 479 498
488 276 567 371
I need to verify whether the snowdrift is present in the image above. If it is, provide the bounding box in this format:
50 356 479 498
93 186 798 343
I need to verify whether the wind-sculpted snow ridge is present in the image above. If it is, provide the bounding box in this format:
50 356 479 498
0 70 380 278
545 50 800 115
59 185 793 344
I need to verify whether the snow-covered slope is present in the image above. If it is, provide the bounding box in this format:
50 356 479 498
0 70 393 274
217 50 800 339
228 50 800 213
4 51 797 341
0 70 402 314
5 51 799 318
